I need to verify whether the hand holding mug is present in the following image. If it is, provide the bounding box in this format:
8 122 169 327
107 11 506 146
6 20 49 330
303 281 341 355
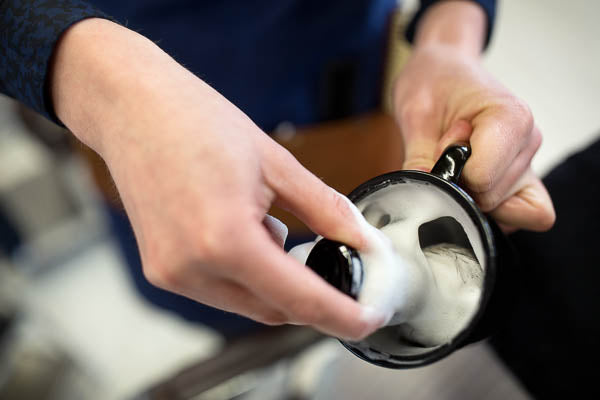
394 1 555 232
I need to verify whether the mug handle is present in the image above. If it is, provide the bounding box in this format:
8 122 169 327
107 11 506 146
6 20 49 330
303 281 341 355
430 143 471 184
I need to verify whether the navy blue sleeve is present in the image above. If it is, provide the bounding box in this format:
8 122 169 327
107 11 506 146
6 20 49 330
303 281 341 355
405 0 497 50
0 0 112 124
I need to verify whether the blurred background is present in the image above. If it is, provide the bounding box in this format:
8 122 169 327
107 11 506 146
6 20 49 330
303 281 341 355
1 0 599 399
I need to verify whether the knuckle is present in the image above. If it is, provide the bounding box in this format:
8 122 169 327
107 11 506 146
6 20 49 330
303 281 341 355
531 127 543 152
192 225 231 262
398 92 435 133
465 167 495 194
195 233 221 261
475 190 502 212
256 311 288 326
512 96 532 116
507 97 534 135
143 260 182 290
141 235 220 291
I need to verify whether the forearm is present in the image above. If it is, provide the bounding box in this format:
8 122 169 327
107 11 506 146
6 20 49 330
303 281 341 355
49 18 208 159
414 1 487 57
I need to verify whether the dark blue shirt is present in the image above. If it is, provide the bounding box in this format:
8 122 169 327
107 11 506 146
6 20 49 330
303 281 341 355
0 0 495 130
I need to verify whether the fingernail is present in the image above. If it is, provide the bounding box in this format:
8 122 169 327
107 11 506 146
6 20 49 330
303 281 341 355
338 307 389 342
332 192 369 249
358 306 390 337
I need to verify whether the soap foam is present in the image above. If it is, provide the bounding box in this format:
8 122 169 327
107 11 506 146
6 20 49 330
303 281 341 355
356 181 484 346
397 243 483 346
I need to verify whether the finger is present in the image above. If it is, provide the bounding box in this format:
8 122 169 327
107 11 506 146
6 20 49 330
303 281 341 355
177 276 288 326
489 168 555 232
263 214 288 248
435 119 473 160
472 125 542 212
395 90 443 171
398 115 440 172
402 136 439 172
262 147 367 250
237 225 386 340
463 101 534 194
402 119 472 172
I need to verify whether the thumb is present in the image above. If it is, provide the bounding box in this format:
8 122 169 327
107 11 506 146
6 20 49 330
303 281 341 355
402 119 473 171
489 168 556 232
402 136 438 172
263 147 367 250
397 100 441 172
435 120 474 161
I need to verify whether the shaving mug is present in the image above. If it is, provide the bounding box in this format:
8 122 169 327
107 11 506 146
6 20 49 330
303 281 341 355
306 144 517 368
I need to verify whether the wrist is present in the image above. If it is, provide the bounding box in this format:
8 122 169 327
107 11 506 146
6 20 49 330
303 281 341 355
50 18 197 158
413 1 487 59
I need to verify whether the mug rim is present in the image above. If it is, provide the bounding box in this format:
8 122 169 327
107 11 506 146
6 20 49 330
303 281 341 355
342 169 498 368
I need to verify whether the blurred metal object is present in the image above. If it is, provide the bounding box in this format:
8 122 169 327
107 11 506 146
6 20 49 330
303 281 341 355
138 326 324 400
0 260 100 400
0 115 75 241
0 97 109 275
0 317 100 400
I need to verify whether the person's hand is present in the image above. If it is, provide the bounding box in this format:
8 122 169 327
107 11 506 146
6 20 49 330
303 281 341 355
50 19 386 340
394 1 555 232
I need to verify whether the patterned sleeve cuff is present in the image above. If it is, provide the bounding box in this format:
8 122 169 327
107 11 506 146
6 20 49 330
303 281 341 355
404 0 497 50
0 0 116 125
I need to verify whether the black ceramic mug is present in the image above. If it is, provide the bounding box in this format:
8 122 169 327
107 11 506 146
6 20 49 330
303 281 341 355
305 144 517 368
